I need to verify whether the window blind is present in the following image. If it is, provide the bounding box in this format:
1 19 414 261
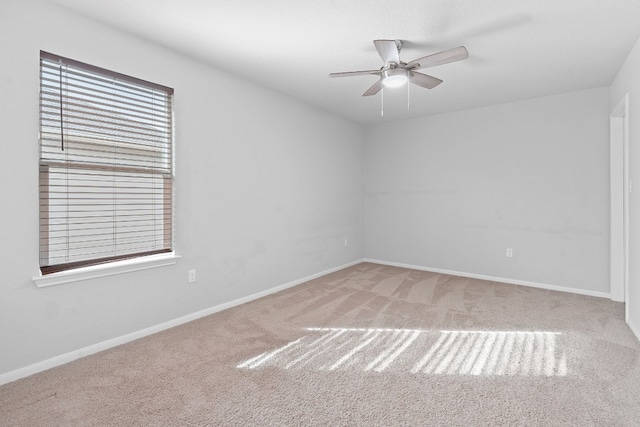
39 51 174 275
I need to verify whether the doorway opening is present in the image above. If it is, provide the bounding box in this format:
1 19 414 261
610 94 629 319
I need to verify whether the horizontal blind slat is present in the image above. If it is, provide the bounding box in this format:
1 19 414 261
40 57 173 94
40 91 172 127
40 60 173 98
40 95 171 126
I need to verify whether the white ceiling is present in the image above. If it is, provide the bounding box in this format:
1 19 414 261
51 0 640 125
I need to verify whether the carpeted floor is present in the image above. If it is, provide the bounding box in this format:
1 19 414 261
1 262 640 426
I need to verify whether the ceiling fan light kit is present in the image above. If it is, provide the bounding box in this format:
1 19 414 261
329 39 469 113
382 68 408 88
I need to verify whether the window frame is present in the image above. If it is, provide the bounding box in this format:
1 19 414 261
37 51 176 279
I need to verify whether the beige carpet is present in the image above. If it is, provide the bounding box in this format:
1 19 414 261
2 262 640 426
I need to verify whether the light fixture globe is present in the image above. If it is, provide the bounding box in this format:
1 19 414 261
382 68 408 88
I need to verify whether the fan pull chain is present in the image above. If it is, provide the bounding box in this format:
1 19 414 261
381 85 384 117
407 78 410 110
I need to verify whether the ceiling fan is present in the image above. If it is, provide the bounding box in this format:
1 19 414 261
329 40 469 96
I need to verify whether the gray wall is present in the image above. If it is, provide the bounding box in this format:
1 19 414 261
0 0 364 376
611 34 640 336
364 87 611 294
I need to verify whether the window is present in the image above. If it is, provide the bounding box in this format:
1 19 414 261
39 51 174 275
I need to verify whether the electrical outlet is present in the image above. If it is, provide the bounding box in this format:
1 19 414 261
506 248 513 258
344 238 349 247
188 269 196 283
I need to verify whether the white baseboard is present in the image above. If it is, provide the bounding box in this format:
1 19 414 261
363 258 612 299
0 259 363 386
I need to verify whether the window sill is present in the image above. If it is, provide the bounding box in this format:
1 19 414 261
32 253 181 288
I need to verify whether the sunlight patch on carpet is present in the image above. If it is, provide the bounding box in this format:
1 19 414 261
237 328 567 376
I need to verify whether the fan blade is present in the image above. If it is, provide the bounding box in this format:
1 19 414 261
362 79 383 96
406 46 468 70
410 71 443 89
329 70 381 78
374 39 400 65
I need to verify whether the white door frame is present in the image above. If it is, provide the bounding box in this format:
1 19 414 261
610 94 629 314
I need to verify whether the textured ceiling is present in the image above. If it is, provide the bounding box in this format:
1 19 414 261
51 0 640 124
